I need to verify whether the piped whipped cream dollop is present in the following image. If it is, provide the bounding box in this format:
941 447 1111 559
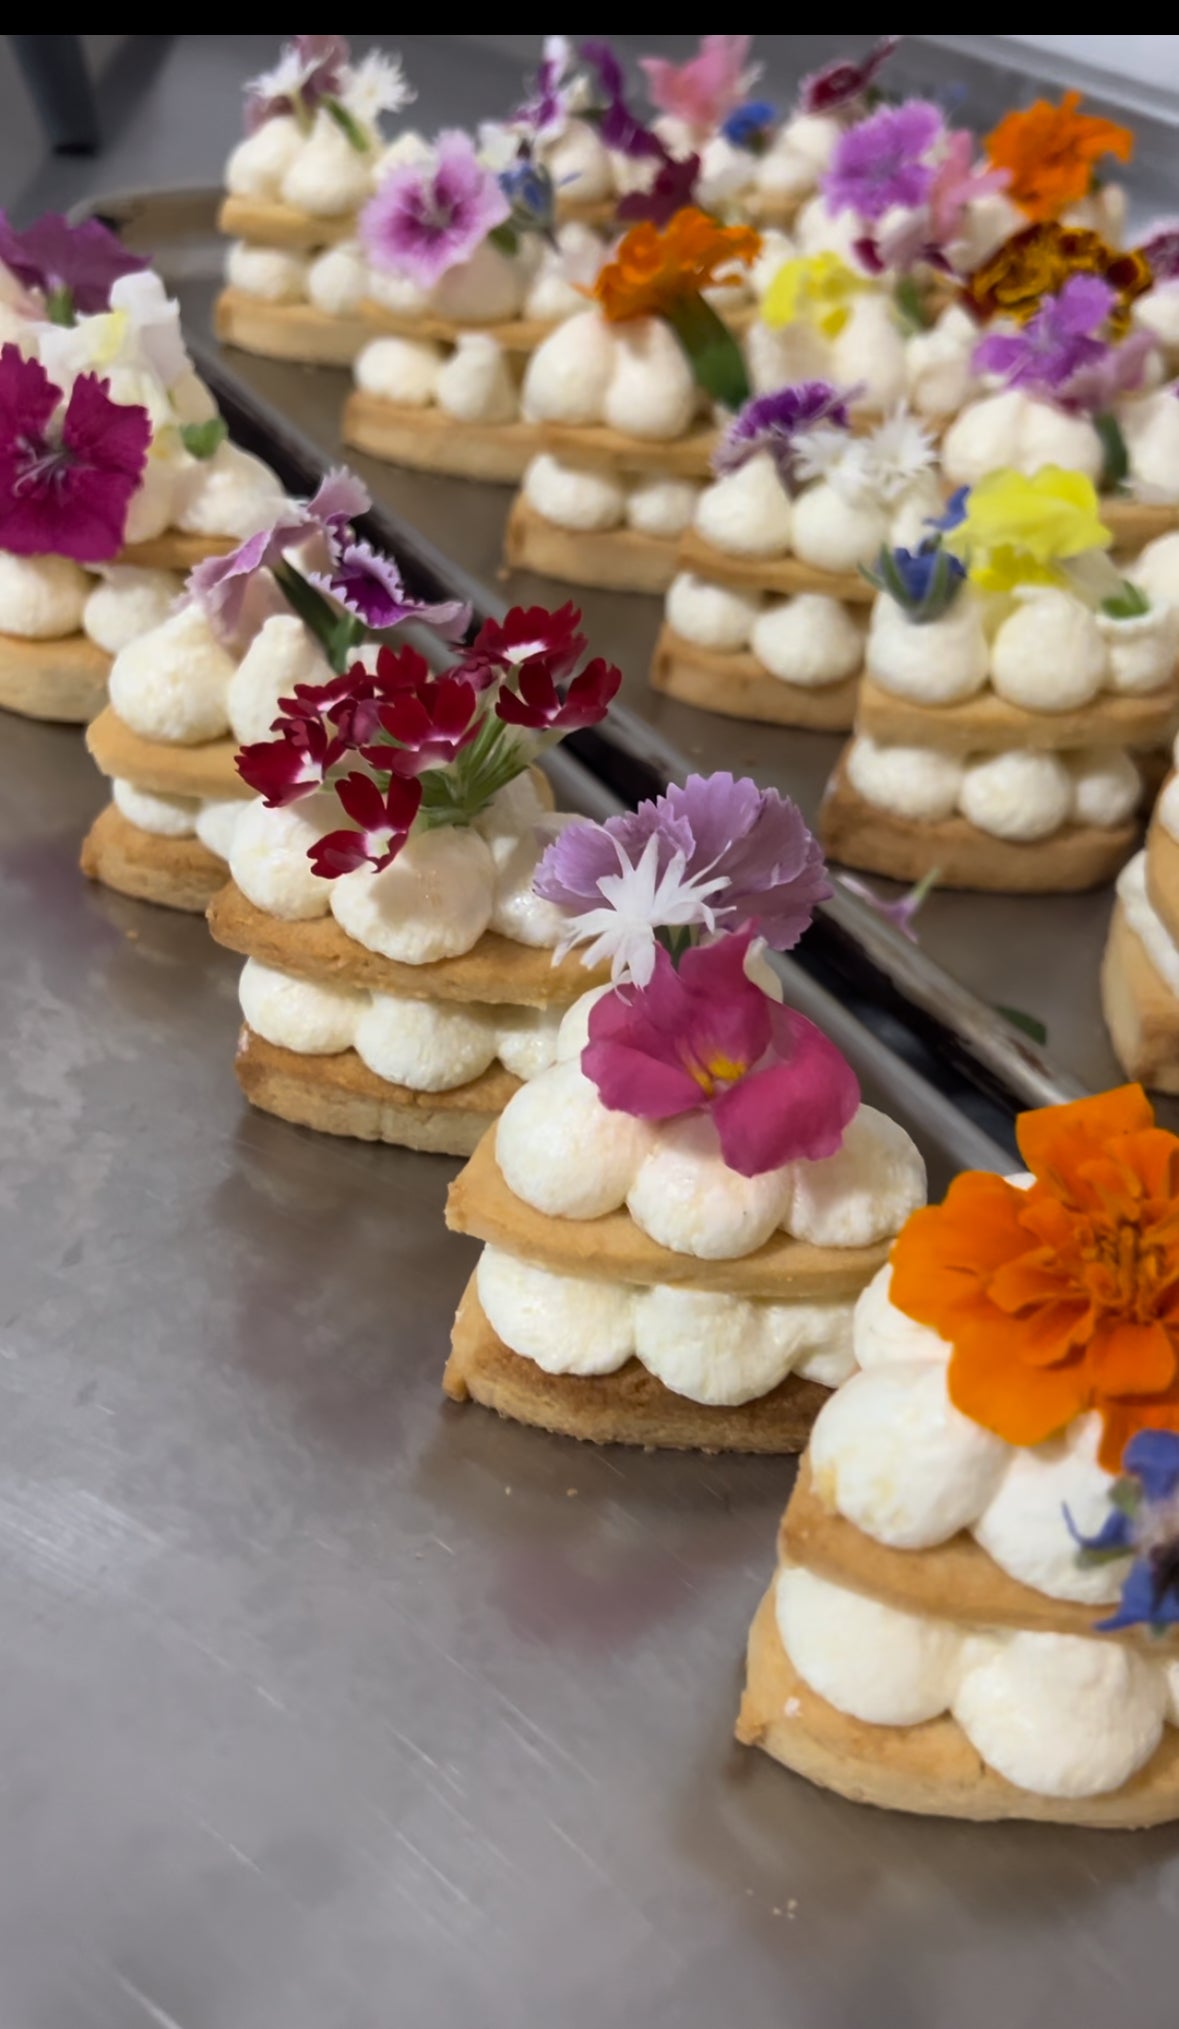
775 1561 1172 1800
846 734 1138 839
749 595 864 689
941 389 1104 487
226 240 310 304
108 603 236 743
112 778 201 837
476 1244 857 1400
540 118 614 203
238 958 564 1090
279 107 377 217
494 1038 925 1261
1135 281 1179 359
355 334 444 405
523 453 626 532
307 240 369 317
814 1259 1128 1602
522 310 700 441
693 452 794 559
1121 388 1179 504
0 551 90 639
174 441 289 541
666 571 760 652
1116 850 1179 992
225 114 303 200
82 566 182 655
429 238 532 326
903 305 979 421
226 614 335 745
625 477 700 539
435 335 519 423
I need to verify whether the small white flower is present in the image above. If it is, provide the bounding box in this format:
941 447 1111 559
340 50 415 132
861 405 936 502
793 423 861 486
553 833 727 985
245 44 310 107
477 120 520 172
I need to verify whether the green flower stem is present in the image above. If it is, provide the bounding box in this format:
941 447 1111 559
180 416 228 460
1094 410 1129 494
664 291 750 412
325 97 369 153
45 284 75 326
273 561 365 673
894 273 933 334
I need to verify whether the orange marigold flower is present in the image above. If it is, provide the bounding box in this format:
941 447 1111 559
889 1085 1179 1471
964 221 1152 333
985 90 1134 222
592 206 761 323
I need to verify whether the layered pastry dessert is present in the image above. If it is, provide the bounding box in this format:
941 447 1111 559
81 473 438 911
505 207 760 593
739 1086 1179 1826
206 591 624 1154
0 219 279 721
216 35 418 364
654 385 937 729
821 469 1179 892
444 772 927 1449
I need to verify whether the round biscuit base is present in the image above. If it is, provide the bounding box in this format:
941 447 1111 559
735 1584 1179 1827
1101 898 1179 1094
343 390 540 484
214 287 366 366
0 630 110 724
504 494 679 596
442 1276 828 1453
650 624 860 731
235 1028 517 1158
80 803 229 913
820 750 1138 893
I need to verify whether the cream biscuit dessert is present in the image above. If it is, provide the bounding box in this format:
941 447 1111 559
81 472 445 912
504 207 761 592
1101 682 1179 1090
739 1085 1179 1826
0 223 281 722
204 591 623 1153
443 770 926 1449
820 470 1179 893
653 386 938 730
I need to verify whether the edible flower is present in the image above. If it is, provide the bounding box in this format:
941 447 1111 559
535 771 830 983
245 34 349 130
582 927 860 1177
360 130 510 289
889 1085 1179 1470
592 207 759 409
639 35 761 139
823 100 945 224
867 540 965 621
0 209 147 324
235 599 621 875
939 467 1111 593
512 33 576 144
1068 1430 1179 1635
964 221 1152 333
713 381 851 490
577 40 667 162
615 155 702 231
984 91 1134 224
837 867 940 944
310 537 470 638
721 100 778 154
1139 221 1179 282
761 251 869 340
973 272 1156 420
0 343 150 562
798 37 900 118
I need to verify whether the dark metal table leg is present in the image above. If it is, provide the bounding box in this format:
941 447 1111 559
8 34 99 154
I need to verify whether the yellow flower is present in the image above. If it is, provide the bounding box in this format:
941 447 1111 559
941 467 1112 593
761 251 869 338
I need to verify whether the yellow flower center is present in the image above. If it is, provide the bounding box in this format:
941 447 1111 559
682 1046 750 1097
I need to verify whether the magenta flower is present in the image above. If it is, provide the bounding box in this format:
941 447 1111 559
536 772 830 957
713 381 851 489
514 34 576 143
362 675 481 777
309 772 423 877
639 36 761 136
235 716 349 807
582 929 860 1176
360 130 509 289
928 130 1009 246
0 210 147 318
308 538 470 639
973 273 1154 412
1140 222 1179 282
496 655 621 732
245 35 350 132
0 345 150 562
465 601 586 683
799 37 900 118
578 41 667 161
615 153 702 229
837 867 939 943
823 100 945 224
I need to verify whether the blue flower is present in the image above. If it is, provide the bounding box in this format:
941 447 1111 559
498 158 555 233
721 98 778 150
867 539 965 621
1067 1429 1179 1636
926 485 969 534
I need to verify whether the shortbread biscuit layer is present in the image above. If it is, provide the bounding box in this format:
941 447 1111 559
504 495 679 595
821 750 1137 892
735 1583 1179 1826
533 419 718 479
675 527 873 603
1101 495 1179 550
0 630 110 723
80 802 228 912
442 1277 826 1452
86 707 243 800
214 287 367 365
116 530 234 571
651 625 860 730
1101 898 1179 1093
782 1459 1179 1654
447 1130 889 1300
343 389 541 482
208 881 600 1005
217 193 356 251
235 1026 516 1157
1145 795 1179 947
856 672 1178 754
